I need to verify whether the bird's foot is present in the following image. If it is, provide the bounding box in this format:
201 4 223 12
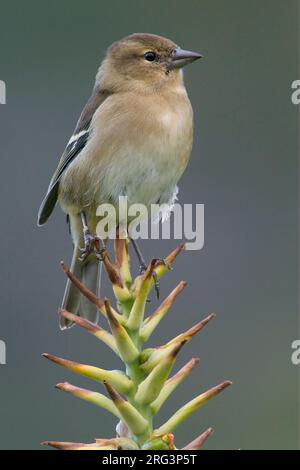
79 231 106 262
138 260 148 276
139 258 171 299
130 238 171 299
155 257 173 271
139 261 159 299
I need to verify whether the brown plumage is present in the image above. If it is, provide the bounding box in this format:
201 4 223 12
38 33 202 329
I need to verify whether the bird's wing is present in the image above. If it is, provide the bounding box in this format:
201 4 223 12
37 88 111 226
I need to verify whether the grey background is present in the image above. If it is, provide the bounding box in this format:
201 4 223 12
0 0 298 450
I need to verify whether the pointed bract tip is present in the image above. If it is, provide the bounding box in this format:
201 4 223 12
164 243 186 265
203 313 216 323
104 381 123 403
221 380 233 387
42 352 65 367
59 309 105 335
41 441 56 447
55 382 66 390
104 298 112 315
191 357 200 366
183 427 214 450
104 298 120 327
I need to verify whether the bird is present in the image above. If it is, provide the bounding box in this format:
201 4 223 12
37 33 202 329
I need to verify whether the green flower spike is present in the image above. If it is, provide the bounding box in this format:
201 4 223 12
43 237 232 450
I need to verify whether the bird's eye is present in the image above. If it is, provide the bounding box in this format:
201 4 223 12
144 51 157 62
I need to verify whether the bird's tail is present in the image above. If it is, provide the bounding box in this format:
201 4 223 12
60 246 101 330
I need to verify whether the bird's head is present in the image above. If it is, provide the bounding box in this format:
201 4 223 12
97 33 202 93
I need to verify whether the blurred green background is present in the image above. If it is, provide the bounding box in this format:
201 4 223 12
0 0 299 450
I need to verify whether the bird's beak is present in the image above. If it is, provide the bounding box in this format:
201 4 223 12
169 47 203 70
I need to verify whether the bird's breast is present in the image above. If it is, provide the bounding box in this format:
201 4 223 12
59 89 193 212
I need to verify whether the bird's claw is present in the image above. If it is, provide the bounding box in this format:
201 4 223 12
94 247 106 262
152 270 160 299
138 261 148 276
139 258 170 299
155 258 173 271
79 232 105 262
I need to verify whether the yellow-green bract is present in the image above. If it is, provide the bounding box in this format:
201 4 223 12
42 238 232 450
